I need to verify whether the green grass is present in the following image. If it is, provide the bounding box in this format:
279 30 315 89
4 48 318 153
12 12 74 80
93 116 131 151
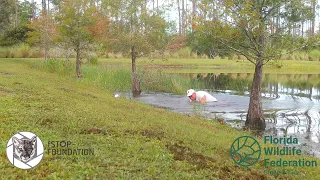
6 57 320 74
0 58 320 179
139 70 204 95
0 44 42 58
35 59 204 95
81 65 132 92
98 58 320 74
81 65 204 95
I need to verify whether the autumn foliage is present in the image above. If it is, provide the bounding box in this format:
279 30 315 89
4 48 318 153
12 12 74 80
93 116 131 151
87 8 109 41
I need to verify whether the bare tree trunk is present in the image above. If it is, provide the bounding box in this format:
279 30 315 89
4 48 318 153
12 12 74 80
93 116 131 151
276 6 280 32
44 39 48 61
245 60 266 131
319 0 320 34
153 0 154 10
44 47 48 62
304 110 312 140
131 45 141 97
42 0 46 13
192 0 196 31
43 13 49 62
76 46 82 78
15 0 19 28
275 82 279 98
312 0 316 37
309 86 313 100
302 21 304 37
177 0 181 35
181 0 185 36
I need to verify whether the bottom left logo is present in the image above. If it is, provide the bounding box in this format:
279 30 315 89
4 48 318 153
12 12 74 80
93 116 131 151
6 132 44 169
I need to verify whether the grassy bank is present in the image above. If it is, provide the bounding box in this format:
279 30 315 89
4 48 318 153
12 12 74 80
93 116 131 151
6 57 320 74
0 58 320 179
100 58 320 74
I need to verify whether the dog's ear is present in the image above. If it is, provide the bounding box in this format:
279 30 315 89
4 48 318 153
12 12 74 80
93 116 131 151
12 137 21 147
31 136 37 146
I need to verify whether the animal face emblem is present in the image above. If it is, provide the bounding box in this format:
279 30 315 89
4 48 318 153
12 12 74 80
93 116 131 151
13 136 36 162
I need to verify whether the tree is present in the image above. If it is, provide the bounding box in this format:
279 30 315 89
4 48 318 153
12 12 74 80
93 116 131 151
0 0 15 33
104 0 168 96
55 0 108 77
187 30 233 58
26 12 56 61
19 0 37 25
197 0 317 130
0 25 32 46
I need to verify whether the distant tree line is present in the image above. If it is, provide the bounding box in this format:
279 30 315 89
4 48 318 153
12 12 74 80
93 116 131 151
1 0 320 58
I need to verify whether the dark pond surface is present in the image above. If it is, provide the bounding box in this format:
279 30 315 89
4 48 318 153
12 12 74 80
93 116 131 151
124 73 320 157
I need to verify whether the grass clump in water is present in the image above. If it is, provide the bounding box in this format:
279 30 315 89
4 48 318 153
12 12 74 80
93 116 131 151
141 70 204 95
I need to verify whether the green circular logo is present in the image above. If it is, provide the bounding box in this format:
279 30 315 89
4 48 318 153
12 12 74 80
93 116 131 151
230 136 261 167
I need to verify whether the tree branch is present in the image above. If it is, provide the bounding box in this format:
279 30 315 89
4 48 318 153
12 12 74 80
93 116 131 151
217 39 256 64
219 16 261 55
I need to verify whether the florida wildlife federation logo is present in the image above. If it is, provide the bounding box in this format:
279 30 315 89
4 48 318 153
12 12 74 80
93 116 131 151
230 136 261 167
6 132 44 169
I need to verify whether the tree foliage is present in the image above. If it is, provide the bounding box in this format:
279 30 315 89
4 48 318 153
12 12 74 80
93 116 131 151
27 13 56 44
196 0 317 63
0 0 15 33
194 0 319 130
55 0 109 76
18 0 37 26
55 0 95 49
103 0 169 57
0 26 32 46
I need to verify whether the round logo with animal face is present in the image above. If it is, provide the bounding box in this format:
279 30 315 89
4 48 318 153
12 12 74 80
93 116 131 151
6 132 44 169
230 136 261 167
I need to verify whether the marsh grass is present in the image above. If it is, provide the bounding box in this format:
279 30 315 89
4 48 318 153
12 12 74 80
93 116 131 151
0 46 14 58
82 65 131 92
39 58 73 76
0 44 41 58
141 70 204 95
191 103 207 117
82 65 205 95
38 60 203 95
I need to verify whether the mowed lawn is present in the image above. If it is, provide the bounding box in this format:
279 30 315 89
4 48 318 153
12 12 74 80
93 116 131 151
0 58 319 179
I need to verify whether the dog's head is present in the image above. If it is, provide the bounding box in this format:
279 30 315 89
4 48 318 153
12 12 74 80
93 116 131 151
13 136 36 162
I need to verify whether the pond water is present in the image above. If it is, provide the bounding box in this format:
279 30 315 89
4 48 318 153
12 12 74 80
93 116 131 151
125 73 320 157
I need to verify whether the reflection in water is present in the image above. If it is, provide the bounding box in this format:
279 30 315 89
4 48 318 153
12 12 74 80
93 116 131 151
181 73 320 100
128 73 320 157
180 73 320 157
132 90 320 157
